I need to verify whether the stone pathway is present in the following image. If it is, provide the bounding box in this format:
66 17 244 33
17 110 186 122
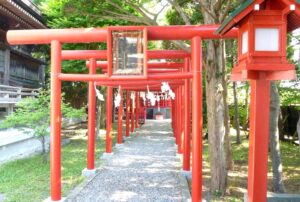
66 120 190 202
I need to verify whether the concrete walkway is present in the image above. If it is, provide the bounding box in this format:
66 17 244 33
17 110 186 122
67 120 190 202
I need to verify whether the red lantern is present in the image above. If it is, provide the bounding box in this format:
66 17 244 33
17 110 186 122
217 0 300 80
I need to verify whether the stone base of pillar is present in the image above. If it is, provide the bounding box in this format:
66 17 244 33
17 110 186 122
115 143 123 148
81 168 96 178
44 197 66 202
100 152 114 159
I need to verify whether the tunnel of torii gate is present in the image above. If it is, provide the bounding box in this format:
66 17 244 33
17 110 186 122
6 8 297 200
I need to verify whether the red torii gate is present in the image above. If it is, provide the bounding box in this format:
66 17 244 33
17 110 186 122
6 14 292 201
8 25 237 202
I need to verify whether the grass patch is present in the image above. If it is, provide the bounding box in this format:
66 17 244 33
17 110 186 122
0 124 118 202
200 129 300 201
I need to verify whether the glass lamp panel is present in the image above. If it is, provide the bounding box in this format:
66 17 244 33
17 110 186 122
255 28 279 51
242 31 248 54
112 30 144 75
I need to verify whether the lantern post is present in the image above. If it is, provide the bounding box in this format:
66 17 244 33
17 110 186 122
247 77 271 202
216 2 299 201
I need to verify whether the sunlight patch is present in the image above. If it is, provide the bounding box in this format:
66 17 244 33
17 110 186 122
110 191 137 201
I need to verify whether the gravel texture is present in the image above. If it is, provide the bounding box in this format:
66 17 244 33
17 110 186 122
67 120 189 202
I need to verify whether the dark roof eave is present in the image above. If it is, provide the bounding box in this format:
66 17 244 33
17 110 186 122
216 0 255 35
12 0 44 23
216 0 300 35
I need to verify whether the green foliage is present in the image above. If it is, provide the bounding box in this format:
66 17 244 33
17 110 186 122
279 85 300 109
0 89 86 138
35 0 145 107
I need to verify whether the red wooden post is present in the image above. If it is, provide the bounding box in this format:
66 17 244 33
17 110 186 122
126 90 130 137
177 86 183 154
174 89 179 145
50 40 62 201
247 77 270 202
131 92 135 133
135 92 139 128
180 85 185 154
191 36 202 201
87 58 96 169
183 57 191 171
106 86 113 153
117 87 123 144
171 100 175 131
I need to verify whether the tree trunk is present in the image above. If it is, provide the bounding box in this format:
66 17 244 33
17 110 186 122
243 84 249 131
278 109 285 141
269 82 285 193
222 41 233 170
233 82 241 144
201 3 228 195
205 41 227 194
40 136 48 163
96 99 102 139
297 114 300 152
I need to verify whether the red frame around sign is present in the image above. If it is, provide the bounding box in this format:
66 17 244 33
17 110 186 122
107 26 148 78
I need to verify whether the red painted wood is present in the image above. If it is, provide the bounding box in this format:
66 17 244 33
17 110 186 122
117 87 123 144
177 87 183 154
57 72 193 82
247 78 270 202
191 36 203 202
135 92 139 128
87 58 97 170
106 86 113 153
50 40 62 201
131 93 135 133
7 25 237 45
126 91 130 137
62 50 107 60
183 58 191 171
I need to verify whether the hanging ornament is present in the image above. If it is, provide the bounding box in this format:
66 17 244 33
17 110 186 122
140 92 146 106
114 86 121 107
130 92 135 100
169 89 175 100
156 94 160 102
161 82 170 93
130 92 135 108
140 92 146 101
94 83 104 101
146 85 156 106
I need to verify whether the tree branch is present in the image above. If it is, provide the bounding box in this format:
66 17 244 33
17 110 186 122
195 0 218 22
125 1 158 25
167 0 191 25
153 2 168 22
107 0 134 16
104 0 191 52
219 1 232 22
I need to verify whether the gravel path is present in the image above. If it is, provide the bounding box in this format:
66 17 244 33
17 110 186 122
66 120 190 202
